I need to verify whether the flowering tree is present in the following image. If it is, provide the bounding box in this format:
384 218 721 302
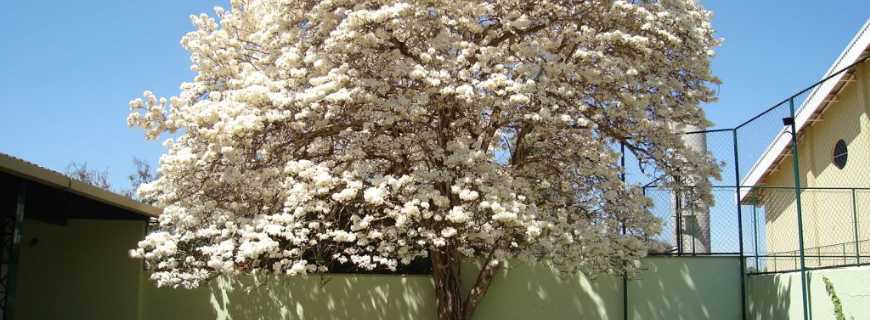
128 1 718 319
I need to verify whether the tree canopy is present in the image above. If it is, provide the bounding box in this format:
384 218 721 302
128 1 718 318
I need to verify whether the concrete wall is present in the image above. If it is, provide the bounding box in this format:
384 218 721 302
627 257 742 320
747 265 870 320
139 273 437 320
13 218 744 320
15 219 146 320
457 260 622 320
140 257 742 320
761 62 870 260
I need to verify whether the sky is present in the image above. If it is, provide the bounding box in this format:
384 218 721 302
1 1 868 190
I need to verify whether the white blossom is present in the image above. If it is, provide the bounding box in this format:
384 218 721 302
458 189 479 201
363 187 386 205
441 227 458 238
128 0 719 289
446 206 471 224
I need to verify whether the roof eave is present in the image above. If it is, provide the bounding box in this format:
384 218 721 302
0 153 161 218
739 19 870 203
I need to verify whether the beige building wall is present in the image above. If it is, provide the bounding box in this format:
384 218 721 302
759 62 870 268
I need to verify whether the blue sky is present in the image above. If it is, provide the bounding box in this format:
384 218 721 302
1 1 868 190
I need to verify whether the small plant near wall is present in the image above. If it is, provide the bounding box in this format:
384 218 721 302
822 276 852 320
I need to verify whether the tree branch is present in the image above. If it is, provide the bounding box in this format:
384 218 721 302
389 38 423 64
462 244 501 319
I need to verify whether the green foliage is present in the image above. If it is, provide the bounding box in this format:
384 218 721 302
822 276 852 320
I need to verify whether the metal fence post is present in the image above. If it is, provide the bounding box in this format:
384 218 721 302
773 256 779 271
690 203 697 256
787 98 811 320
817 247 822 267
842 243 847 265
753 205 760 270
5 181 27 320
620 142 629 320
732 129 747 320
675 187 684 256
852 189 861 264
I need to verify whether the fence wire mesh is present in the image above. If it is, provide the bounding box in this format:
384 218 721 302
622 56 870 275
745 187 870 273
643 187 741 256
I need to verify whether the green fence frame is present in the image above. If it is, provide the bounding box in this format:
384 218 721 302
623 55 870 320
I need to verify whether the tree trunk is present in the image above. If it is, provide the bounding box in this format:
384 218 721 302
430 247 501 320
462 260 498 320
431 248 463 320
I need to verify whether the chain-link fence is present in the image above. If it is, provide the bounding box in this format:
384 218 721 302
643 186 742 256
642 184 870 273
743 187 870 273
623 56 870 277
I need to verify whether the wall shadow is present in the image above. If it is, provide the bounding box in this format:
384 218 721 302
460 260 622 320
141 273 436 320
142 261 622 320
746 272 793 320
746 265 870 319
627 257 742 320
141 257 780 320
15 219 146 320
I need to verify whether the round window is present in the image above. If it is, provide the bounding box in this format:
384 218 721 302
833 139 848 169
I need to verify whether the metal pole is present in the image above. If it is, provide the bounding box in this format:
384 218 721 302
817 247 821 267
620 142 628 320
690 203 696 256
676 192 684 256
787 98 811 320
753 205 760 270
773 256 779 271
843 243 847 265
5 181 27 320
732 129 747 320
852 189 861 264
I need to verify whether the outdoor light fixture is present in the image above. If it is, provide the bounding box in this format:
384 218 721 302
782 117 795 126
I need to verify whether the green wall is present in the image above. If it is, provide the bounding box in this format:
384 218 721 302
462 256 742 320
747 265 870 320
628 257 742 320
15 219 146 320
139 273 437 320
459 260 622 320
140 257 742 320
17 218 824 320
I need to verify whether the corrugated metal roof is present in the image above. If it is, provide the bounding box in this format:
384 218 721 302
0 152 160 217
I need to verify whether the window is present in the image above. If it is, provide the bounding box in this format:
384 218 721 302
833 139 848 169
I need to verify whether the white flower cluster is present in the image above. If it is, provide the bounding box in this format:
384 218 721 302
128 0 719 288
